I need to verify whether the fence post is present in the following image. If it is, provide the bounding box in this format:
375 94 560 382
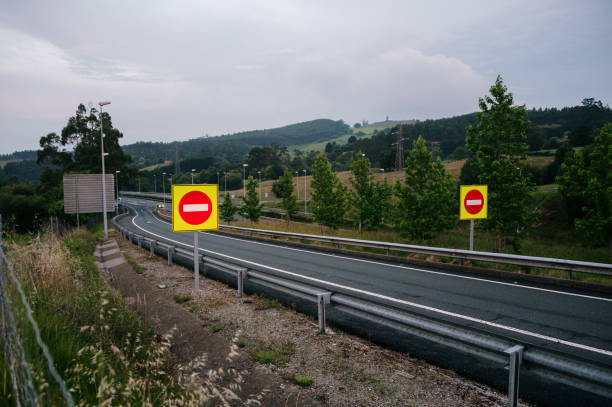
137 236 142 249
505 345 524 407
317 293 332 333
237 269 247 297
150 240 156 257
168 246 175 266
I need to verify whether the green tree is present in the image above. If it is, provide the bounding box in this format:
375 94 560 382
37 104 135 190
241 176 262 223
394 136 457 240
311 154 348 230
557 123 612 259
219 193 237 223
466 76 537 251
349 153 391 233
275 169 298 223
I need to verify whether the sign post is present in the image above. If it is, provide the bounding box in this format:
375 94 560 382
172 184 219 291
459 185 487 251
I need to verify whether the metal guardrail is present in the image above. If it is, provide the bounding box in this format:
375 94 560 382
218 225 612 278
112 209 612 406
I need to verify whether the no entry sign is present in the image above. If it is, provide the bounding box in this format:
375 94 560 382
460 185 487 220
172 184 218 231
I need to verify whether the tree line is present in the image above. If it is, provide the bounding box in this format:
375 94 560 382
220 76 611 257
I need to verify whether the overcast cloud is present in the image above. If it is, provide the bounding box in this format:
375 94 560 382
0 0 610 154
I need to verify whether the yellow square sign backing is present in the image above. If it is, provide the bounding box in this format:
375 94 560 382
460 185 487 220
172 184 219 232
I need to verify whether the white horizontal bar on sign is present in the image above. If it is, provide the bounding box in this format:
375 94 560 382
183 204 209 212
466 200 482 206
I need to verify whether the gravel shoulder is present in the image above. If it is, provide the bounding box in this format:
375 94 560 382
113 234 535 406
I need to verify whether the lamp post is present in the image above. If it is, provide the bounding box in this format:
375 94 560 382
243 163 248 197
162 172 166 207
223 172 227 194
217 172 220 187
295 171 300 201
380 168 385 182
138 177 141 193
258 171 261 201
191 169 195 184
115 170 120 216
154 174 156 193
98 101 110 239
303 169 307 213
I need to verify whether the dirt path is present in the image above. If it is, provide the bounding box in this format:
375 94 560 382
101 232 534 406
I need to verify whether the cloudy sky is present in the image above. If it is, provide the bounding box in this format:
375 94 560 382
1 0 610 154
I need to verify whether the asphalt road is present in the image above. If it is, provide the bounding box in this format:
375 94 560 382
119 198 612 369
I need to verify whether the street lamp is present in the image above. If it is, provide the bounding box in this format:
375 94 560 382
115 170 120 216
303 169 307 213
191 169 195 184
295 171 300 201
223 172 227 194
162 172 166 207
99 100 110 239
154 174 157 193
258 171 261 201
243 163 248 197
217 172 220 187
138 177 141 193
380 168 385 182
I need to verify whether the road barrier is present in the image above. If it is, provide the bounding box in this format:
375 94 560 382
113 208 612 406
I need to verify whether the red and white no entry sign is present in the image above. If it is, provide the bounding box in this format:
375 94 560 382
459 185 487 220
178 191 213 225
464 189 484 215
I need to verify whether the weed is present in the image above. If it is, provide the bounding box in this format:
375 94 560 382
125 255 144 274
234 338 246 348
173 295 191 304
253 350 275 364
189 305 198 313
209 324 223 333
293 374 313 387
263 299 279 309
213 316 221 322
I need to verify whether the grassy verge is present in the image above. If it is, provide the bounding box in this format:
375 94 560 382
1 228 210 405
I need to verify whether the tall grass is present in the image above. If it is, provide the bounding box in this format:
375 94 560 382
1 229 211 405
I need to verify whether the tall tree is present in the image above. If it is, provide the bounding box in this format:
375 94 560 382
466 76 537 251
349 153 391 233
394 136 457 240
275 169 298 223
241 176 262 223
557 123 612 260
219 193 237 223
311 153 348 230
37 103 134 182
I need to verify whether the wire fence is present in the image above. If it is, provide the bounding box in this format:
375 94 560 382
0 214 75 406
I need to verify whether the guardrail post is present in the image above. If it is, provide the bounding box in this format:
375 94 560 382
137 236 142 249
568 270 573 280
150 240 156 257
505 345 524 407
317 293 332 333
237 269 247 297
167 246 175 266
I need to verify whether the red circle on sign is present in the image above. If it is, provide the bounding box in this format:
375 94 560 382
464 189 484 215
179 191 213 225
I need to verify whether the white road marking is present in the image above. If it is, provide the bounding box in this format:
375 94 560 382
183 204 209 212
126 208 612 357
466 199 482 206
141 202 612 304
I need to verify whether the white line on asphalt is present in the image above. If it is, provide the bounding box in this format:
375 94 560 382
143 204 612 303
127 209 612 357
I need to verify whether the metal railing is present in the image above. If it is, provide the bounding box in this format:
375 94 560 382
113 210 612 406
218 225 612 278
